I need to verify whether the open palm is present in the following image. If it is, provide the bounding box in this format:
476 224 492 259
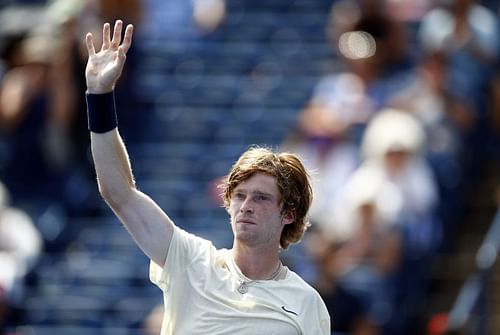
85 20 133 94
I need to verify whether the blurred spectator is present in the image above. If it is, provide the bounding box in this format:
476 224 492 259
387 49 476 245
282 1 414 227
0 29 66 205
320 109 439 334
305 227 379 335
418 0 499 158
342 109 439 252
0 181 42 329
388 50 475 176
0 0 144 212
419 0 499 75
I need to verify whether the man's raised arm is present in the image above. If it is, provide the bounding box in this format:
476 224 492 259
85 20 174 267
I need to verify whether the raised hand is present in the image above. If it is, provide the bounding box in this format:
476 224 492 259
85 20 133 94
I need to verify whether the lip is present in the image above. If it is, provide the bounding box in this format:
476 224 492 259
237 218 256 225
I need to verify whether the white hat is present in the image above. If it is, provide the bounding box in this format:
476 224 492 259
361 108 425 159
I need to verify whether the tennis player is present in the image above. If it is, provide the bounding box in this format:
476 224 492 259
85 20 331 335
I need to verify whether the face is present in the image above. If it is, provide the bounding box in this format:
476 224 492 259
228 173 294 248
384 149 410 175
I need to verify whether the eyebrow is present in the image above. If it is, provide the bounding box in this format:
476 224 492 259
253 191 273 197
233 188 274 198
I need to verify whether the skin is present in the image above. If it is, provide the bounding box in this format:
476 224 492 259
229 173 294 279
86 20 291 280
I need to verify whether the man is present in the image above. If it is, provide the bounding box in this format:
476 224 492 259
85 20 330 334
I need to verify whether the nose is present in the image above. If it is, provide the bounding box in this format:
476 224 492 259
240 199 254 214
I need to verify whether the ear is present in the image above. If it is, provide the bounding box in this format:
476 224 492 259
282 211 295 226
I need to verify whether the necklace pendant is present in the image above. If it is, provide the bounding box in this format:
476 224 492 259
238 282 249 294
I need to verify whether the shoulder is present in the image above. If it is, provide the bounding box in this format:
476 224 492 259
150 227 222 289
286 270 327 306
168 226 226 266
172 226 215 249
283 270 331 334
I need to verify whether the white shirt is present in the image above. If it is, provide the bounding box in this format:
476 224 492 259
150 227 331 335
0 207 42 293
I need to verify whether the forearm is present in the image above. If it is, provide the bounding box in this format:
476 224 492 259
86 87 135 204
91 129 136 209
91 128 174 266
91 128 173 265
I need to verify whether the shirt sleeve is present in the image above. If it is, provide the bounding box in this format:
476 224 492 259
309 295 331 335
149 226 215 292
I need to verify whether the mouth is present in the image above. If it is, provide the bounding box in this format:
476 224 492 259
237 218 256 225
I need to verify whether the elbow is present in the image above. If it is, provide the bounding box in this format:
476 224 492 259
97 179 136 210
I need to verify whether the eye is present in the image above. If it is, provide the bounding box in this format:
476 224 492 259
255 195 269 202
233 192 245 200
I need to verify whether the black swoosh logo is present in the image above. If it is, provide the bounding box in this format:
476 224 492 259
281 306 298 316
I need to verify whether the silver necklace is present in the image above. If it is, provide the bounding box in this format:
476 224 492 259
237 262 284 294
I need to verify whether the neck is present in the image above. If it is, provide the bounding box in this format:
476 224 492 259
231 243 281 280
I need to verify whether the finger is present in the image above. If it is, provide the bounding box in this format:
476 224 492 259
102 22 111 50
85 32 96 56
111 20 123 48
119 24 134 54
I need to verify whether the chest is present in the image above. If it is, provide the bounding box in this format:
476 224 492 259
163 264 302 335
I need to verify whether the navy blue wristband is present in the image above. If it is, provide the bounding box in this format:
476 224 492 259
86 91 118 133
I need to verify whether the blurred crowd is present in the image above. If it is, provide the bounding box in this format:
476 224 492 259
282 0 499 334
0 0 499 334
0 0 145 211
0 0 146 330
